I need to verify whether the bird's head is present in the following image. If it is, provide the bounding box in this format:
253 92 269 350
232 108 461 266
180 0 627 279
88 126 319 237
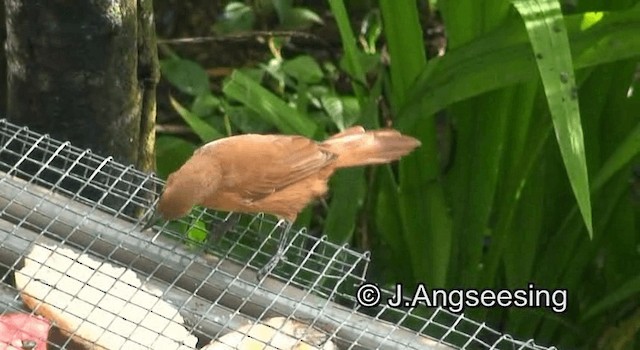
142 152 222 230
141 171 199 230
158 174 198 220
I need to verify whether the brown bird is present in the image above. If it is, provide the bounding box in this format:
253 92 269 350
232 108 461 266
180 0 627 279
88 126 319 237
145 126 420 277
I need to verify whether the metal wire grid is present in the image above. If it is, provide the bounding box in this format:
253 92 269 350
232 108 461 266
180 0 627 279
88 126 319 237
0 118 557 350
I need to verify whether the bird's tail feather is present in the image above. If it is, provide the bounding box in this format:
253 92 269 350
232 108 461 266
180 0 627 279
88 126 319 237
321 127 421 168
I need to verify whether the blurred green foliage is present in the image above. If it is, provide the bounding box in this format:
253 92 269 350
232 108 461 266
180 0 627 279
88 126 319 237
154 0 640 348
214 0 323 33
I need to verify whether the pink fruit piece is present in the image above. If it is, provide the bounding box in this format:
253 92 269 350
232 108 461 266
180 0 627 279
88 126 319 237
0 313 50 350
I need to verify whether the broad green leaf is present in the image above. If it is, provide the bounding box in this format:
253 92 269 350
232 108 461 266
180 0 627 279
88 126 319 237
160 58 210 96
169 96 224 142
380 0 451 287
504 163 544 288
328 0 379 128
320 95 360 131
582 244 640 321
323 168 365 243
282 55 324 84
191 93 221 117
260 58 287 89
222 70 317 137
338 51 380 79
480 95 554 291
224 105 274 134
320 95 345 130
271 0 292 19
285 8 325 28
374 167 415 284
272 0 323 29
213 2 255 34
591 121 640 192
327 0 366 85
401 9 640 121
155 135 197 178
513 0 592 235
360 10 383 54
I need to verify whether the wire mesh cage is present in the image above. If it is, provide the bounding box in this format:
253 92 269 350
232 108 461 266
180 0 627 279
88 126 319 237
0 118 558 350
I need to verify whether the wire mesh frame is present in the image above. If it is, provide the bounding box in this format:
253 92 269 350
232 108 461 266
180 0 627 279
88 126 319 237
0 119 558 350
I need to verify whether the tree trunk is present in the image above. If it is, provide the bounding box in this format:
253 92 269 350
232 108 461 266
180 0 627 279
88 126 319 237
5 0 159 171
0 4 6 116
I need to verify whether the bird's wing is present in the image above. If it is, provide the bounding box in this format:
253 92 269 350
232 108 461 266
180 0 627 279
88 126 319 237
216 135 337 199
327 125 364 139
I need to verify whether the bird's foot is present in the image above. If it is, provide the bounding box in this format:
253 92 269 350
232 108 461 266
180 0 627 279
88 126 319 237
257 252 288 281
141 209 162 231
256 219 293 281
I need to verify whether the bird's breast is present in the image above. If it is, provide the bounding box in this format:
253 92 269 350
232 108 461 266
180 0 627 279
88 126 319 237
200 174 332 221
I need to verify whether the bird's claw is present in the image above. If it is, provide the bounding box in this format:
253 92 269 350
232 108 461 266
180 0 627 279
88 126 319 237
257 255 278 281
141 210 162 231
256 219 293 281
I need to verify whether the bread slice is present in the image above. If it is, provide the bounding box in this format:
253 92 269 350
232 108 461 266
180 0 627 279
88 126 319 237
15 243 197 350
202 317 337 350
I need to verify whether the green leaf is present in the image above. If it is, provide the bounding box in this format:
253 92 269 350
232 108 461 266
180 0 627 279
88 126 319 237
282 55 324 84
260 58 286 88
213 2 255 34
582 249 640 321
339 52 380 78
328 0 367 85
323 168 365 243
272 0 322 29
224 105 274 134
169 96 224 142
191 93 221 117
222 70 317 137
400 8 640 122
284 8 324 29
160 58 210 96
328 0 380 129
155 135 197 178
380 0 451 289
320 94 360 131
320 96 342 128
591 121 640 192
272 0 293 24
360 10 383 53
513 0 592 236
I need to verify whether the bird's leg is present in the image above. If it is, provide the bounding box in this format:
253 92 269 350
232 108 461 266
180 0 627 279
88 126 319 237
257 219 293 280
141 208 162 231
207 212 240 243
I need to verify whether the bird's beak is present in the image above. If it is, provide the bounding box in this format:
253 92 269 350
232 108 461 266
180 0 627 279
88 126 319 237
142 209 162 231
